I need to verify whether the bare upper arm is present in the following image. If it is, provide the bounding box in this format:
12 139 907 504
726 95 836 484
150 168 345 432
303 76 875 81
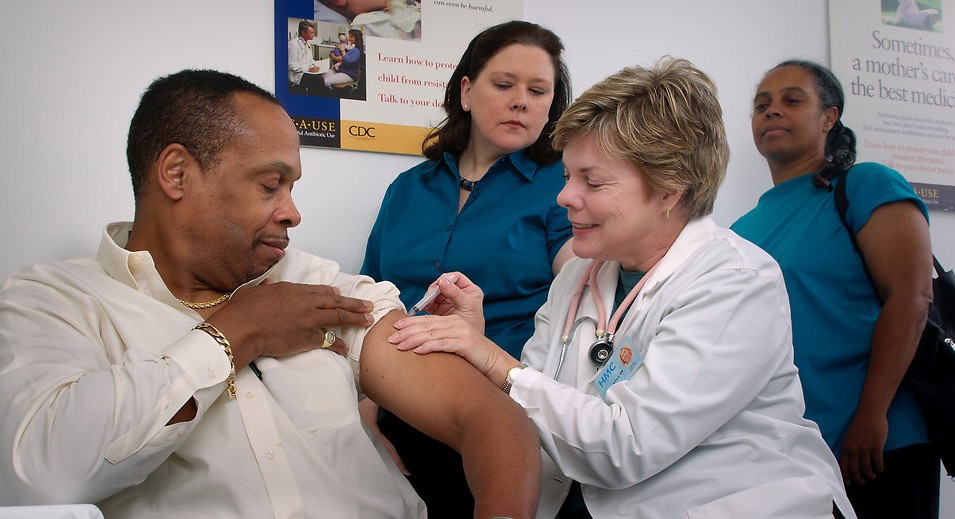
357 309 519 450
855 200 933 302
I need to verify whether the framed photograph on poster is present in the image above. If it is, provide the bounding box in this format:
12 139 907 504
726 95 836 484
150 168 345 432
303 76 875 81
275 0 523 155
830 0 955 211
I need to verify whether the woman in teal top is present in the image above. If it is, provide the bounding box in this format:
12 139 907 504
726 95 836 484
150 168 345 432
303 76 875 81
359 21 575 518
362 148 571 359
732 60 937 518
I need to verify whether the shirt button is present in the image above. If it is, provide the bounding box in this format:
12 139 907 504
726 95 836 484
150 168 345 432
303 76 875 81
434 261 441 270
245 392 255 399
446 224 452 231
207 368 217 379
266 451 276 460
176 430 185 438
584 487 597 497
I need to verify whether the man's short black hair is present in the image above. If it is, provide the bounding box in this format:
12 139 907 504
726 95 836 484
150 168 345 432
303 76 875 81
126 69 280 201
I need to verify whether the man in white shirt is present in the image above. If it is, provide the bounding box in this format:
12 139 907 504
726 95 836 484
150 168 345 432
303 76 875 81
0 69 540 518
288 19 321 94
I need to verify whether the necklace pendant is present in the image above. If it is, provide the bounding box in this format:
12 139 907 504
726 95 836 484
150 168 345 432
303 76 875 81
459 177 478 191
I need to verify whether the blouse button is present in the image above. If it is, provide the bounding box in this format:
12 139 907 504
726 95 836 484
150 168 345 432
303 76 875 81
266 451 276 460
434 261 441 270
207 368 217 379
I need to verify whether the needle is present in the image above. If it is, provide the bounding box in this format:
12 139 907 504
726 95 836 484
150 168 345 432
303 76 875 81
407 274 457 315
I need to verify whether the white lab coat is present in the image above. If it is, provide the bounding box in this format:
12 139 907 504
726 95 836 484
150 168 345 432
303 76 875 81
511 217 854 519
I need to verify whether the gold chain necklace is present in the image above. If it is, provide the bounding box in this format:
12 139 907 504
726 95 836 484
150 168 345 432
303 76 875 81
177 293 231 309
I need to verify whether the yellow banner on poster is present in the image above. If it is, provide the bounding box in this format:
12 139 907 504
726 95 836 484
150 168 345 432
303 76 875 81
339 120 432 154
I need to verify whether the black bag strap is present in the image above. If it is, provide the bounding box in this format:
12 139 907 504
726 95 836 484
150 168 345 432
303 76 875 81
832 168 854 250
833 167 945 286
831 167 881 296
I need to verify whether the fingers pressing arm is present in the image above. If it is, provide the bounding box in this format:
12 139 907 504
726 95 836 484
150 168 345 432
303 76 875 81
205 282 374 370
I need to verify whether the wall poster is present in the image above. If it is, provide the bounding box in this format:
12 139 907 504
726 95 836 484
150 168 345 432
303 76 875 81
275 0 523 155
830 0 955 210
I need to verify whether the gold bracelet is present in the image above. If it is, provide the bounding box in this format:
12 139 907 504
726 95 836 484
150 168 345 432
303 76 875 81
194 322 236 398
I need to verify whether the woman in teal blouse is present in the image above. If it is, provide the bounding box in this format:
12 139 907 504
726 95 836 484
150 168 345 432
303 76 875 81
732 59 937 519
359 20 574 517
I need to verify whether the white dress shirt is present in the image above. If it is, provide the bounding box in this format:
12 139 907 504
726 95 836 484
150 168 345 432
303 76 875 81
512 217 855 519
0 222 425 518
288 35 313 85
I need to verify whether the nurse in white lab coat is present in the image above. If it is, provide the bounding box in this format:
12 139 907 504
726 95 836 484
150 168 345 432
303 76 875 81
389 58 855 519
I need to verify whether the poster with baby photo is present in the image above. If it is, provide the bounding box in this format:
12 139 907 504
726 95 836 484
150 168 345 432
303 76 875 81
276 0 523 154
831 0 955 211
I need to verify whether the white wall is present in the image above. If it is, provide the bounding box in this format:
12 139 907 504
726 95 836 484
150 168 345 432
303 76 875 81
0 0 952 511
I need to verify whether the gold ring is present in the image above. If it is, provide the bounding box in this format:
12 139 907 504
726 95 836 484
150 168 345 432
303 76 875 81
321 330 337 349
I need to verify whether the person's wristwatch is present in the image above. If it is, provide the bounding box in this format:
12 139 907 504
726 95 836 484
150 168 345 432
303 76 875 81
501 363 527 394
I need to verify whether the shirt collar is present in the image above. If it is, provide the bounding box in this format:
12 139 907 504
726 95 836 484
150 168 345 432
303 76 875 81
97 221 275 307
506 149 540 182
637 216 717 295
97 221 184 309
97 222 145 290
439 149 539 183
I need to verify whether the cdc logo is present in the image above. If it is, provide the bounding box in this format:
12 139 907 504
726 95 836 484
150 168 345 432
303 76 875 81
348 125 376 138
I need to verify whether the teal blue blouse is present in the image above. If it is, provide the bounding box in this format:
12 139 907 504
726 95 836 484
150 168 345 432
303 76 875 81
361 149 571 357
732 162 929 455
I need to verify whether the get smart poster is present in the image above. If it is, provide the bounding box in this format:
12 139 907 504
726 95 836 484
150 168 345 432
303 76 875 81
275 0 523 155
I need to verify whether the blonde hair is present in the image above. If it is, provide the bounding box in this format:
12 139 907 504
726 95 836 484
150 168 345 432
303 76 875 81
552 57 728 218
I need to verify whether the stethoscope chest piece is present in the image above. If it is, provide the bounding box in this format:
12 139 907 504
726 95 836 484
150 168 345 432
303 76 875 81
558 258 658 377
589 335 614 367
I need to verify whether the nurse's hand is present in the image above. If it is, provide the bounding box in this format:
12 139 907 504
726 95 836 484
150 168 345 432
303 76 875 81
389 313 504 377
418 271 486 334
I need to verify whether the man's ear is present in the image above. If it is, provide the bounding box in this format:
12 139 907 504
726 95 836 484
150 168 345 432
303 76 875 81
155 143 192 201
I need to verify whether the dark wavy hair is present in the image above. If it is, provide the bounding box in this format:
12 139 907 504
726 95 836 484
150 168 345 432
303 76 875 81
126 69 279 202
771 59 856 181
297 19 315 37
422 20 571 165
348 28 364 55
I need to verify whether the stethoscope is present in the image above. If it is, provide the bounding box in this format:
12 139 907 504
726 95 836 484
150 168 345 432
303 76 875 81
554 259 658 380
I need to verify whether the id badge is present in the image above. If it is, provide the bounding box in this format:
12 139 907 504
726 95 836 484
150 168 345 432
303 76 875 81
592 334 644 399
